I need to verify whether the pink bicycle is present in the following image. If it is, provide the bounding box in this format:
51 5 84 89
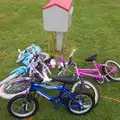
76 55 120 84
58 52 120 84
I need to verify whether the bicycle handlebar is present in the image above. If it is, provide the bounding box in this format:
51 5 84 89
58 49 77 73
69 49 76 58
67 49 76 65
37 56 52 75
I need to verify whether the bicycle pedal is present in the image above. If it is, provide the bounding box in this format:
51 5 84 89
104 76 111 82
52 103 60 109
52 100 61 109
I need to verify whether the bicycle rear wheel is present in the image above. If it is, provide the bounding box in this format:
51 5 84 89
0 77 30 99
104 60 120 81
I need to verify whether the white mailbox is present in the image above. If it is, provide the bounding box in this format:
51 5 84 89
42 0 73 32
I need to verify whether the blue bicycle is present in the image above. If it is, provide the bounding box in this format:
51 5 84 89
7 74 95 119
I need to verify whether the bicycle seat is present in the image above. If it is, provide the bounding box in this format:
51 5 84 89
44 56 54 64
52 75 76 84
85 54 97 62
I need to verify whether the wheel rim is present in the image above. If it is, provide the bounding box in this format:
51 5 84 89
105 60 120 80
5 80 30 94
11 97 36 117
69 94 92 114
71 81 99 104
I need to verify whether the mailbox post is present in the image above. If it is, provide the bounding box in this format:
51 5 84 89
42 0 73 52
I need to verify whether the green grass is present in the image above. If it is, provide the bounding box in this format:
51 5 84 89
0 0 120 120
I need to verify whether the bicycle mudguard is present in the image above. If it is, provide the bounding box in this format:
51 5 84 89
9 66 27 76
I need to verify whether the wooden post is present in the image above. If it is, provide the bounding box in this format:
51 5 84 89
50 32 55 54
48 32 67 54
48 32 56 55
28 117 33 120
48 32 51 54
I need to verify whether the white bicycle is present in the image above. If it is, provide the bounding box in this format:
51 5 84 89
0 44 49 99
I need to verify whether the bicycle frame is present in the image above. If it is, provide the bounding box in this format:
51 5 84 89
58 56 117 81
29 83 81 109
76 61 117 80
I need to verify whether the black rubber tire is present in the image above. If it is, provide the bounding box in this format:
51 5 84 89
83 79 100 104
71 79 100 105
68 92 95 115
7 94 39 119
103 60 120 81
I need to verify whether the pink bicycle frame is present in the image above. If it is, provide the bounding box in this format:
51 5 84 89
76 61 117 80
58 57 117 81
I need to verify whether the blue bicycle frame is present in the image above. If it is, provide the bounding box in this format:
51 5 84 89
29 83 82 109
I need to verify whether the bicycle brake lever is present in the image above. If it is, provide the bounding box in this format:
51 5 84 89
47 67 52 75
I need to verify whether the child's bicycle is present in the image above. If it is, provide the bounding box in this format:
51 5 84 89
2 49 99 107
0 44 49 87
57 50 120 104
0 53 51 100
16 44 49 65
0 44 50 99
58 53 120 84
7 73 95 119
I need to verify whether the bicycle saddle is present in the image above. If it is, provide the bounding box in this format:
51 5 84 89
85 54 97 62
52 75 76 84
44 56 54 64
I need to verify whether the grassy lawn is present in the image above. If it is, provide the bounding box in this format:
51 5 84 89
0 0 120 120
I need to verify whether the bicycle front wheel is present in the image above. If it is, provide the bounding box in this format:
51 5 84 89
68 92 94 115
7 94 39 119
104 60 120 81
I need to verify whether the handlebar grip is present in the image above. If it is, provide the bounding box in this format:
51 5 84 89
69 49 76 58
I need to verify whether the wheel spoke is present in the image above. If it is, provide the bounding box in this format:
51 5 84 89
5 80 30 94
69 94 93 114
105 60 120 80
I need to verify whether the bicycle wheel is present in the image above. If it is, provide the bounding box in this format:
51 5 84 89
68 92 94 115
0 73 17 86
71 80 99 105
7 94 39 119
0 77 30 99
104 60 120 81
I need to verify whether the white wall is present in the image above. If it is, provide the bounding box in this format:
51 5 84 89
43 6 69 32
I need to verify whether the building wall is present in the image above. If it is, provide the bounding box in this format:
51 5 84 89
43 6 69 32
